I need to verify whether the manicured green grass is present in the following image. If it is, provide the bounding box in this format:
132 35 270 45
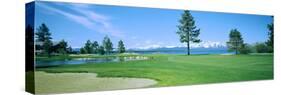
37 54 273 86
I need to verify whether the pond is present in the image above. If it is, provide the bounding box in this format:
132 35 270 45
36 56 149 68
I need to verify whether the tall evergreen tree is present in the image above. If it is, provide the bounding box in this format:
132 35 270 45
92 41 99 54
35 23 52 42
102 36 113 54
176 10 201 55
266 23 273 52
118 40 126 53
84 40 93 54
36 23 53 56
57 40 68 55
226 29 244 55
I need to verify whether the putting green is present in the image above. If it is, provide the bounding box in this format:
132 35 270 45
35 71 157 94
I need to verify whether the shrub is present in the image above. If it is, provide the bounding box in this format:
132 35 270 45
239 44 252 54
254 43 271 53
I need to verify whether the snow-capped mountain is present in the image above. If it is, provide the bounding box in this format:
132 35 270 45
129 41 226 50
191 41 226 48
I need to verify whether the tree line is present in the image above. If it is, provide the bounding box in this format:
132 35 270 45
226 26 273 54
80 36 126 55
176 10 274 55
35 23 73 57
35 23 126 57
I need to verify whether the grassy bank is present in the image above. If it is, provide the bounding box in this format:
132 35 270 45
37 54 273 86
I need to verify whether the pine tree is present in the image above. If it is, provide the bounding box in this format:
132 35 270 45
266 23 273 52
84 40 93 54
36 23 53 56
57 40 68 55
176 10 201 55
226 29 244 55
92 41 99 54
118 40 126 53
35 23 52 42
102 36 113 54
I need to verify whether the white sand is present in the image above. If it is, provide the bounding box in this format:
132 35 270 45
35 71 157 94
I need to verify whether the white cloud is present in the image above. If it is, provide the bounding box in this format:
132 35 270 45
37 2 124 38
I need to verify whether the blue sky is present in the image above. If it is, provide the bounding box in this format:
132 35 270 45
34 1 273 49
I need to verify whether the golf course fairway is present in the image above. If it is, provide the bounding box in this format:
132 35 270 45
36 54 273 93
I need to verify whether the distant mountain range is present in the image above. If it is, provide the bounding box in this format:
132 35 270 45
128 41 226 51
126 46 230 55
72 41 227 52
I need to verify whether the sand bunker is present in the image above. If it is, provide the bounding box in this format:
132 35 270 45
35 71 157 94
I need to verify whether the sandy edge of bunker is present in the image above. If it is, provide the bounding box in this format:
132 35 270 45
34 71 157 94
